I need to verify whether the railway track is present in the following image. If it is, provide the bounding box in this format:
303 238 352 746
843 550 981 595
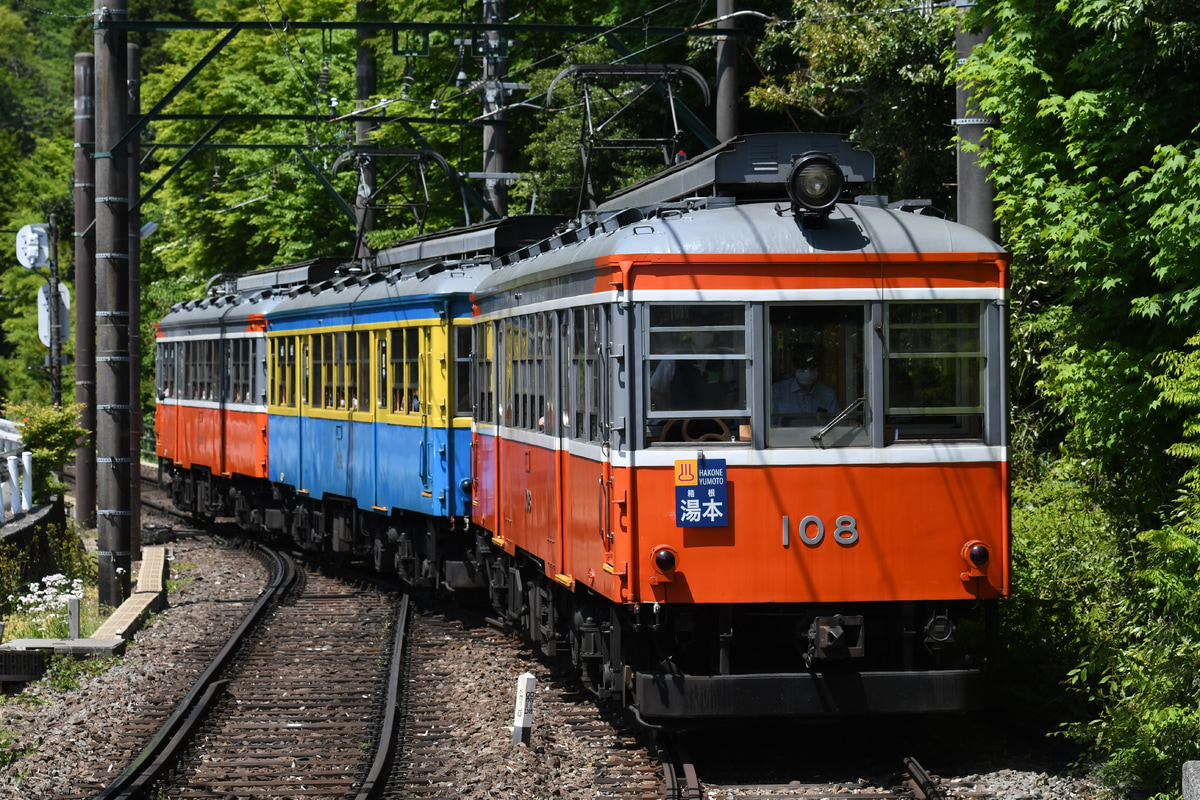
151 564 398 798
661 731 1002 800
377 608 664 799
84 543 403 799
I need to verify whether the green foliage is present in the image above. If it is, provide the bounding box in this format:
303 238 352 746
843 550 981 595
1006 458 1200 792
956 3 1200 792
0 541 34 621
0 521 95 624
956 0 1200 512
748 0 957 208
42 521 96 588
39 653 121 693
2 401 88 502
0 723 33 772
1005 459 1133 722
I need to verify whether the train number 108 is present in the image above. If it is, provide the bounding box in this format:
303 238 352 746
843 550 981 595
783 515 859 547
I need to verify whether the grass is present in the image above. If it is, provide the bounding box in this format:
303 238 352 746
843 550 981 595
1 582 107 643
40 654 122 693
0 724 32 772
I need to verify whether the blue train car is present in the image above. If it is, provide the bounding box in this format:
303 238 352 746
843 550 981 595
263 263 476 573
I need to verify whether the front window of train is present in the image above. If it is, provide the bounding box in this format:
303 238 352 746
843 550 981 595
767 304 868 448
645 305 749 443
884 302 984 440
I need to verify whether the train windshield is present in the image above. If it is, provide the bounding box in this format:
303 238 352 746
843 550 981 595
768 305 868 448
645 304 749 443
884 302 984 439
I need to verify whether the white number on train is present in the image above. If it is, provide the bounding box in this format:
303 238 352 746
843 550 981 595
790 515 859 546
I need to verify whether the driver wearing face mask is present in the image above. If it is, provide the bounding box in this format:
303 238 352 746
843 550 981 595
771 347 840 424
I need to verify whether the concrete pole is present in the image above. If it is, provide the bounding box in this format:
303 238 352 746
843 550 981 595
481 0 508 218
355 1 377 261
74 52 96 529
715 0 739 142
128 42 142 558
95 0 132 607
954 18 998 239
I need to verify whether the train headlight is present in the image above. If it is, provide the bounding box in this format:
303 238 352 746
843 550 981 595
960 540 990 580
650 545 678 583
786 153 843 217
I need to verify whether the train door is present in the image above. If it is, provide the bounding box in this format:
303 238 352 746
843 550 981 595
373 329 387 510
331 331 351 497
417 325 434 498
561 305 613 579
471 322 499 532
268 334 301 488
218 332 230 478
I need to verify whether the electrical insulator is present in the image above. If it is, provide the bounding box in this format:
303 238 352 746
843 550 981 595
319 59 330 92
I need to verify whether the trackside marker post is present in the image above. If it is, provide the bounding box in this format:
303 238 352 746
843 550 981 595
512 672 536 745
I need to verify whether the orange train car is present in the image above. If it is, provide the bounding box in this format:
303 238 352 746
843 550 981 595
469 133 1009 721
154 264 340 525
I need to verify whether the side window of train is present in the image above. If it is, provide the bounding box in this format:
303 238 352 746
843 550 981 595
884 302 984 441
156 342 175 399
386 327 422 416
269 335 297 409
645 304 748 444
564 306 606 443
342 331 369 411
472 323 494 423
346 330 369 412
285 336 297 408
310 333 324 409
377 332 387 410
407 328 421 413
299 338 310 406
767 304 868 449
223 341 233 402
454 326 471 417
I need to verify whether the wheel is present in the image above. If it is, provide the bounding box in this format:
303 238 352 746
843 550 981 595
682 418 730 442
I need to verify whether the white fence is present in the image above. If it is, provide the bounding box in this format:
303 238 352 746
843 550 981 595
0 418 34 524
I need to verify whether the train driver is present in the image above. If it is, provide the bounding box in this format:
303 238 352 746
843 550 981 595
771 345 839 424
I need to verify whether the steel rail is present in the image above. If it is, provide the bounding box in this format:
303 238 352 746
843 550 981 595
92 544 297 800
354 592 411 799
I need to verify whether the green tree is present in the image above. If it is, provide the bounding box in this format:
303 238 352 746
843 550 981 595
748 0 957 208
957 1 1200 792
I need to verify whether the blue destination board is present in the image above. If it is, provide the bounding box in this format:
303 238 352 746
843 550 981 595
674 458 728 527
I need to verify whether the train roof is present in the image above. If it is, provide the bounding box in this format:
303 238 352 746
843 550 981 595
264 260 491 326
468 132 1004 302
472 198 1006 303
157 284 287 335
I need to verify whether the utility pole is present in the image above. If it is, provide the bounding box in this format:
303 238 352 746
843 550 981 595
481 0 508 218
355 1 377 260
94 0 132 607
128 42 142 556
953 3 998 239
74 52 96 528
715 0 738 142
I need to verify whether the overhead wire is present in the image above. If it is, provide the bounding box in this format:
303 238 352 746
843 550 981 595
345 0 704 130
256 0 327 146
10 0 94 18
